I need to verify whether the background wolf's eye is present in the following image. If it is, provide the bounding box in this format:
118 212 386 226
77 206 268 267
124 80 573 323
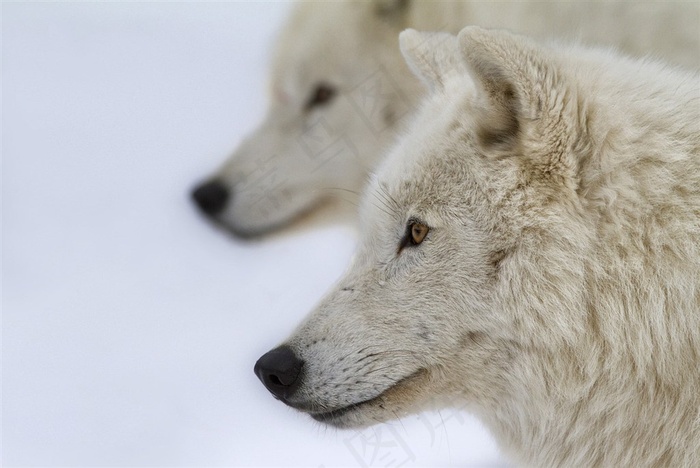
306 84 336 110
398 220 429 253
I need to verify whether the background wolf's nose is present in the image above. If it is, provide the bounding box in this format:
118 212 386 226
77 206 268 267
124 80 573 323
191 180 229 216
254 345 303 400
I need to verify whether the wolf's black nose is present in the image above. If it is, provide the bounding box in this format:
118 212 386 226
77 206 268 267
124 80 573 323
191 180 229 216
254 345 303 400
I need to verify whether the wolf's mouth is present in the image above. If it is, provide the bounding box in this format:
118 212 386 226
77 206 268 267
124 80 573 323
308 369 427 424
212 192 328 239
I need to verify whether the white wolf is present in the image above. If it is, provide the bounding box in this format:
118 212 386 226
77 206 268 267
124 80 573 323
192 0 699 238
253 26 700 466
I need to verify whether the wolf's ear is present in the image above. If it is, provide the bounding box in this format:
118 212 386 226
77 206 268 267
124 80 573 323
373 0 410 17
399 29 463 91
458 27 559 151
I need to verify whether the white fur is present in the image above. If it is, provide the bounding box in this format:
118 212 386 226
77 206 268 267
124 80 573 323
196 0 700 237
263 27 700 467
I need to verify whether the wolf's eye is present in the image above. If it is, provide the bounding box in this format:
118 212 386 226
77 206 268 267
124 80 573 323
410 222 429 244
306 84 336 110
398 220 430 253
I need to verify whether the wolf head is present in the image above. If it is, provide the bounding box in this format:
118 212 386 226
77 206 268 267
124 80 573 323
191 0 420 237
253 24 596 426
192 1 700 238
254 24 700 465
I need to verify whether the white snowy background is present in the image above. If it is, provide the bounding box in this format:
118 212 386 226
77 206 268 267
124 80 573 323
3 2 506 466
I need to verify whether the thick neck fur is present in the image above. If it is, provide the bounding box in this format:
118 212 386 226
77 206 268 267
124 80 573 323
491 236 700 466
481 55 700 467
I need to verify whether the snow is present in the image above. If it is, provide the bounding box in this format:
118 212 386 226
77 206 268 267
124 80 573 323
2 2 507 466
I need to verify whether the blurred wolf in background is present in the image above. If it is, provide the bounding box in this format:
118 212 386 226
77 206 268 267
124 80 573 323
254 25 700 466
192 0 699 238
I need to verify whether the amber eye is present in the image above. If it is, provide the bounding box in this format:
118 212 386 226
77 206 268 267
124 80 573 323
306 84 336 110
398 219 429 253
410 222 429 245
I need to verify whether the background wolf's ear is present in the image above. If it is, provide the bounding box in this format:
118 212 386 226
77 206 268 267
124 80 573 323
457 27 555 150
373 0 410 17
399 29 463 91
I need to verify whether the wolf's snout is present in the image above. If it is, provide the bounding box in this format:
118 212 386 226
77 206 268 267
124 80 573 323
254 345 303 400
191 179 229 216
